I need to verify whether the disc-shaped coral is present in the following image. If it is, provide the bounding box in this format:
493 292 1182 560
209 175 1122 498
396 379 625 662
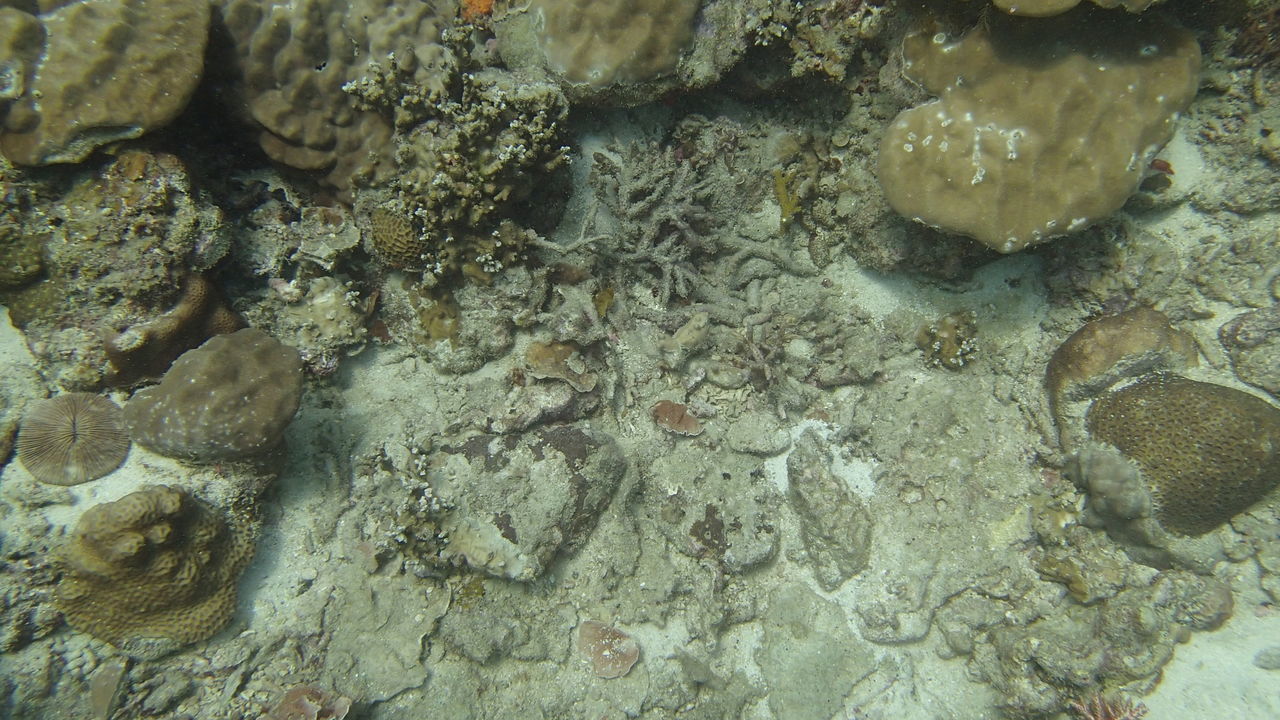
16 393 129 485
1087 374 1280 536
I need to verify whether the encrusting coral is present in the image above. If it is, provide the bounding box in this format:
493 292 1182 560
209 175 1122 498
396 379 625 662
16 393 129 486
0 0 209 165
54 485 255 659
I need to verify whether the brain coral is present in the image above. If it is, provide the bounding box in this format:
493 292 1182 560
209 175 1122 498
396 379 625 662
16 393 129 486
0 0 209 165
124 329 304 463
877 7 1199 252
54 485 254 659
1087 374 1280 536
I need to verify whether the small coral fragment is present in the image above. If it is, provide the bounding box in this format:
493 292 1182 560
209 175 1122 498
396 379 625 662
577 620 640 679
54 485 254 659
525 341 597 393
651 400 704 436
915 311 978 370
16 393 129 486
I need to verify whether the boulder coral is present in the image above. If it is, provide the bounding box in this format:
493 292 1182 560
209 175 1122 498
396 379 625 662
878 7 1199 252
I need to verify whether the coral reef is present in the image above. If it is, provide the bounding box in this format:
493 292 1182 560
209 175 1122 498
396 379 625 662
2 150 232 389
215 0 452 194
0 0 209 165
1086 374 1280 536
54 485 254 659
124 329 304 463
356 69 570 283
532 0 700 86
104 273 246 385
878 7 1199 252
15 393 129 486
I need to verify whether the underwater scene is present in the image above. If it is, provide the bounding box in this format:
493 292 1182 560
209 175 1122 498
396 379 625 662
1 0 1279 718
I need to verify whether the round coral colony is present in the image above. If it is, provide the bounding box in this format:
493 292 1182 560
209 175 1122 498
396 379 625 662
16 393 130 486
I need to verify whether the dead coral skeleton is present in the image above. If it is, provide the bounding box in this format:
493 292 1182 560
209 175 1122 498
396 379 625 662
558 142 813 324
1067 694 1149 720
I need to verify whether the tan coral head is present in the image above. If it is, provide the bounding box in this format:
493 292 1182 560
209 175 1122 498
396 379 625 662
877 7 1199 252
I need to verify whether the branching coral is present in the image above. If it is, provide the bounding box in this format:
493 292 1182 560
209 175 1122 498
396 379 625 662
577 142 813 324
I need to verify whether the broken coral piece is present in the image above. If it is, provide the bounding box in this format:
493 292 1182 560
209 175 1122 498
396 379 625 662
651 399 704 436
577 619 640 679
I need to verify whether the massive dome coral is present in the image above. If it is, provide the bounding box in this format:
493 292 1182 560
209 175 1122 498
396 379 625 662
877 7 1200 252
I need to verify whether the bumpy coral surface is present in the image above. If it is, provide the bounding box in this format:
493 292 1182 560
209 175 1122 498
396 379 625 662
54 485 254 659
363 70 569 280
878 8 1199 252
0 0 209 165
216 0 450 194
533 0 700 86
1087 374 1280 536
124 329 303 462
16 393 129 486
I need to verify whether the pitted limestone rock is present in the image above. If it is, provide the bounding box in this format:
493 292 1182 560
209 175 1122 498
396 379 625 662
408 424 627 581
0 0 209 165
54 485 254 659
877 8 1199 252
124 329 303 463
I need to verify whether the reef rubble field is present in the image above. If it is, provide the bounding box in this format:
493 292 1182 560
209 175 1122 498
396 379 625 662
1 1 1280 719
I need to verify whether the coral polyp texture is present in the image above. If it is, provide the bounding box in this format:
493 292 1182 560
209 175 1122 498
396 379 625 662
124 329 304 463
216 0 451 193
533 0 700 86
53 484 254 660
877 8 1199 252
0 0 209 165
1086 374 1280 536
16 393 129 486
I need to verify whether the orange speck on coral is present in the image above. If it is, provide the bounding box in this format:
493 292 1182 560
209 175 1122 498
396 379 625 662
461 0 494 22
